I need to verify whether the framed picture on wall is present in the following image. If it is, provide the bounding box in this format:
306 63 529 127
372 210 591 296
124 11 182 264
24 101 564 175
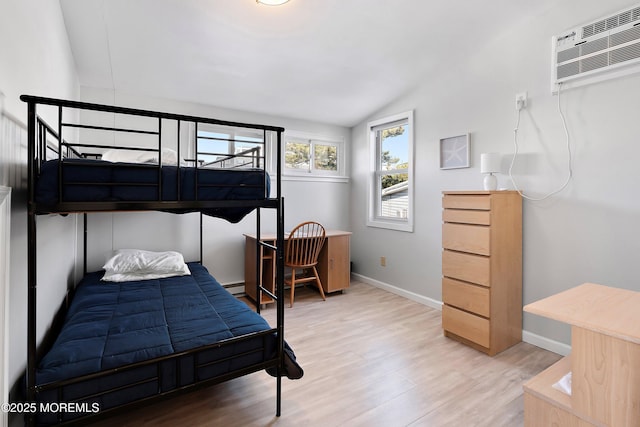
439 133 470 169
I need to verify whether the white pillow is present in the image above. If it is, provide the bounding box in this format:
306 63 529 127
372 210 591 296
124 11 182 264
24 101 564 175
101 147 179 165
101 270 190 283
101 249 190 282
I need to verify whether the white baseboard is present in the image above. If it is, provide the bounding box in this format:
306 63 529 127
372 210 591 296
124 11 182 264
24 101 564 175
522 331 571 356
350 273 443 311
223 282 246 296
351 272 570 356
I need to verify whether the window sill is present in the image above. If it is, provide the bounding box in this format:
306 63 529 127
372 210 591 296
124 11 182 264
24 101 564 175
366 218 413 233
282 174 349 184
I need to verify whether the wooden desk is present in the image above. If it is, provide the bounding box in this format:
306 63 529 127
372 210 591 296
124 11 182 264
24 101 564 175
244 230 351 305
523 283 640 426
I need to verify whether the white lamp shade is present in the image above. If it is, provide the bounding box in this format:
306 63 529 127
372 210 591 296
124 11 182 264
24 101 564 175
480 153 501 174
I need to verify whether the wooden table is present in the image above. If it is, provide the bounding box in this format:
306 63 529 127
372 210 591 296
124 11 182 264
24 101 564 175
523 283 640 426
244 230 351 305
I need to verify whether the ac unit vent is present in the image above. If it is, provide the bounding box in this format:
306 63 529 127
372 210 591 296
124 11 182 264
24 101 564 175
581 6 640 38
611 24 640 46
552 3 640 92
612 42 640 64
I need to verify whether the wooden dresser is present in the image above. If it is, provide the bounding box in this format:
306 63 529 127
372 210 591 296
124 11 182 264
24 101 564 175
441 191 522 355
523 283 640 427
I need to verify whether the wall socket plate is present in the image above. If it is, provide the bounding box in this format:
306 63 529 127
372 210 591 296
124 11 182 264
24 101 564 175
515 92 528 110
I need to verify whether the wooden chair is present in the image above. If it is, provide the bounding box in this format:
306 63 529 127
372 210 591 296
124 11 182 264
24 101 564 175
285 221 327 307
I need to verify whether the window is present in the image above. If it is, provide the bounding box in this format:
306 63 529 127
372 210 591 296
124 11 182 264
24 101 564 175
196 126 265 169
367 111 414 232
283 132 345 179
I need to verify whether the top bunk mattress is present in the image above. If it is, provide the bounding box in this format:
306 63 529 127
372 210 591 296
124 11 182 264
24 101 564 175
36 262 274 386
34 159 270 222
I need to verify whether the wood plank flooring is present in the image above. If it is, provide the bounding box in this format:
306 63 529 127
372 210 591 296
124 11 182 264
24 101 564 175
89 279 561 427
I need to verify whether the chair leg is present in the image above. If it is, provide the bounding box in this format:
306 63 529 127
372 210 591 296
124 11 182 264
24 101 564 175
312 266 326 301
290 269 296 308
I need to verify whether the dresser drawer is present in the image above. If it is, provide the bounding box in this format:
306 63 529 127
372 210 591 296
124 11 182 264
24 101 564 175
442 223 490 255
442 277 490 317
442 250 490 286
443 208 491 225
442 305 490 348
442 195 491 210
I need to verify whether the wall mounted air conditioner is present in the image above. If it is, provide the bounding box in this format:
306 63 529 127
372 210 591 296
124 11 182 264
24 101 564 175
551 4 640 93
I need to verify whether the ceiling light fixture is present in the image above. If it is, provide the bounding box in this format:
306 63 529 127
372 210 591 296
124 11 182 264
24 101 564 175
256 0 290 5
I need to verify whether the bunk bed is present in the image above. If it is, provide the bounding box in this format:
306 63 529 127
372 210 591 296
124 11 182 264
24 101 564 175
21 95 290 426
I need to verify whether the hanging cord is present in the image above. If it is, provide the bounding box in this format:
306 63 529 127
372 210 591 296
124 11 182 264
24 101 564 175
508 83 573 201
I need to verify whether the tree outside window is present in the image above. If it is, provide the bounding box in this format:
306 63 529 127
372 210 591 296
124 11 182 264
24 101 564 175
284 137 341 176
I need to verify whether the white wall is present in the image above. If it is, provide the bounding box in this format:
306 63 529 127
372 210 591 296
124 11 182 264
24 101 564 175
350 0 640 348
0 187 11 427
0 0 79 397
80 87 351 285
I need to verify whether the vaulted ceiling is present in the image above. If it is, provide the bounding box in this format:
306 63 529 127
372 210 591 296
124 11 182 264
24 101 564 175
59 0 546 127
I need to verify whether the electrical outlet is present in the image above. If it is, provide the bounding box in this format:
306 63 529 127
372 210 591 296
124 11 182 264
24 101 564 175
380 256 386 267
515 92 528 110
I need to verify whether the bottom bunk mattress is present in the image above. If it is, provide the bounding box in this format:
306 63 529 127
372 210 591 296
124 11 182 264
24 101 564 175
35 262 277 424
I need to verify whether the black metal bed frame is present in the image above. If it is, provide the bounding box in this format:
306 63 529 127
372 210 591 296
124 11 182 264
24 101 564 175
21 95 286 426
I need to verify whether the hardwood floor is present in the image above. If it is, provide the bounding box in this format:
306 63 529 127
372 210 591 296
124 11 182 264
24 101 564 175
89 279 561 427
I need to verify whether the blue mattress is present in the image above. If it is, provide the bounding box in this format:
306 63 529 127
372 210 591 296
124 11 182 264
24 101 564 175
35 263 276 424
35 159 270 222
38 263 273 384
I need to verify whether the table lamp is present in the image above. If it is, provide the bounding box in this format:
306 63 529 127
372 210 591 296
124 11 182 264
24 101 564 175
481 153 501 191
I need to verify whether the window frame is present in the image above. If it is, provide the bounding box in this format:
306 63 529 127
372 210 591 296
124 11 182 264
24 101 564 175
367 111 414 232
282 130 347 182
196 125 267 169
